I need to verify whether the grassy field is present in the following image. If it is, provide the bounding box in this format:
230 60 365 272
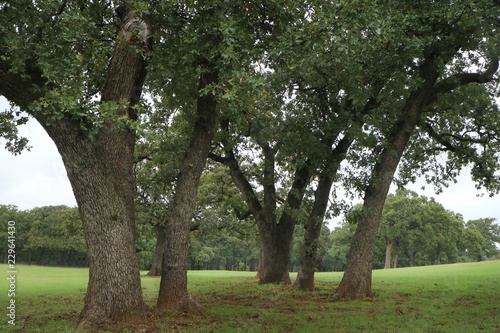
1 261 499 332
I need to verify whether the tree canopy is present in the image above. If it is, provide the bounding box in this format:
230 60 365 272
1 0 499 328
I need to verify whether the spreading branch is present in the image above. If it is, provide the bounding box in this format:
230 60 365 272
434 55 499 93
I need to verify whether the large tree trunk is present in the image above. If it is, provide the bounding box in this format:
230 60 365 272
77 6 150 326
212 142 309 285
157 66 218 310
0 4 151 327
384 237 393 269
62 132 146 326
147 225 166 276
257 215 294 284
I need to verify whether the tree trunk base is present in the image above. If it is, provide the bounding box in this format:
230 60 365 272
157 294 205 313
334 278 374 300
258 273 291 285
292 271 315 291
76 307 148 330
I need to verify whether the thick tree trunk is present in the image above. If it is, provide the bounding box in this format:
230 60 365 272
257 216 294 284
0 4 151 326
384 237 393 269
77 6 150 326
147 225 166 276
257 156 310 285
157 67 218 311
66 140 146 326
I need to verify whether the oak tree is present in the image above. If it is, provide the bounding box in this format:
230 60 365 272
0 1 151 326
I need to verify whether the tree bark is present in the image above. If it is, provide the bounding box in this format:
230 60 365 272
257 154 310 285
147 225 166 276
257 215 294 284
293 137 352 291
392 253 398 269
335 49 498 299
335 58 439 299
211 142 310 284
409 245 415 267
0 4 151 327
157 66 218 311
384 237 393 269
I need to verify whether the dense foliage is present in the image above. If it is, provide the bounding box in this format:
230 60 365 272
1 0 500 326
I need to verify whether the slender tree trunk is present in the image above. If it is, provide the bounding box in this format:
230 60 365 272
292 176 332 291
392 254 398 269
384 237 393 269
250 258 258 271
60 250 67 266
37 248 45 266
157 66 218 311
336 66 439 299
436 249 442 265
293 137 351 291
409 244 415 267
147 225 166 276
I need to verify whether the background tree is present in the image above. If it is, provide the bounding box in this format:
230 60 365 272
0 205 31 263
379 190 430 268
25 206 86 266
464 218 500 261
327 206 361 272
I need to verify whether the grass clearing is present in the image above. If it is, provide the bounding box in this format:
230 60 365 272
1 261 499 332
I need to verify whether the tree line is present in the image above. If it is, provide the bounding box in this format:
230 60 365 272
3 188 498 272
1 0 500 328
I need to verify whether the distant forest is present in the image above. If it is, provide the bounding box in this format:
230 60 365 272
2 189 498 272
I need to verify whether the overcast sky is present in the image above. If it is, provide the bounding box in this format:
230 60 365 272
1 97 499 225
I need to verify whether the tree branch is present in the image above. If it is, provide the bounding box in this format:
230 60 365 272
424 122 458 152
208 152 226 164
434 55 499 93
222 146 263 216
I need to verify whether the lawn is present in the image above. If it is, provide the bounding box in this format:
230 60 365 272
1 261 499 332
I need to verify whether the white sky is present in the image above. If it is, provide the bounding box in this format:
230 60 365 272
1 97 499 226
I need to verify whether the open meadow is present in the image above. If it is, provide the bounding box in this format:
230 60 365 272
1 261 499 332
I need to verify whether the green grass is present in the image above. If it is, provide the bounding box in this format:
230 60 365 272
1 261 500 332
